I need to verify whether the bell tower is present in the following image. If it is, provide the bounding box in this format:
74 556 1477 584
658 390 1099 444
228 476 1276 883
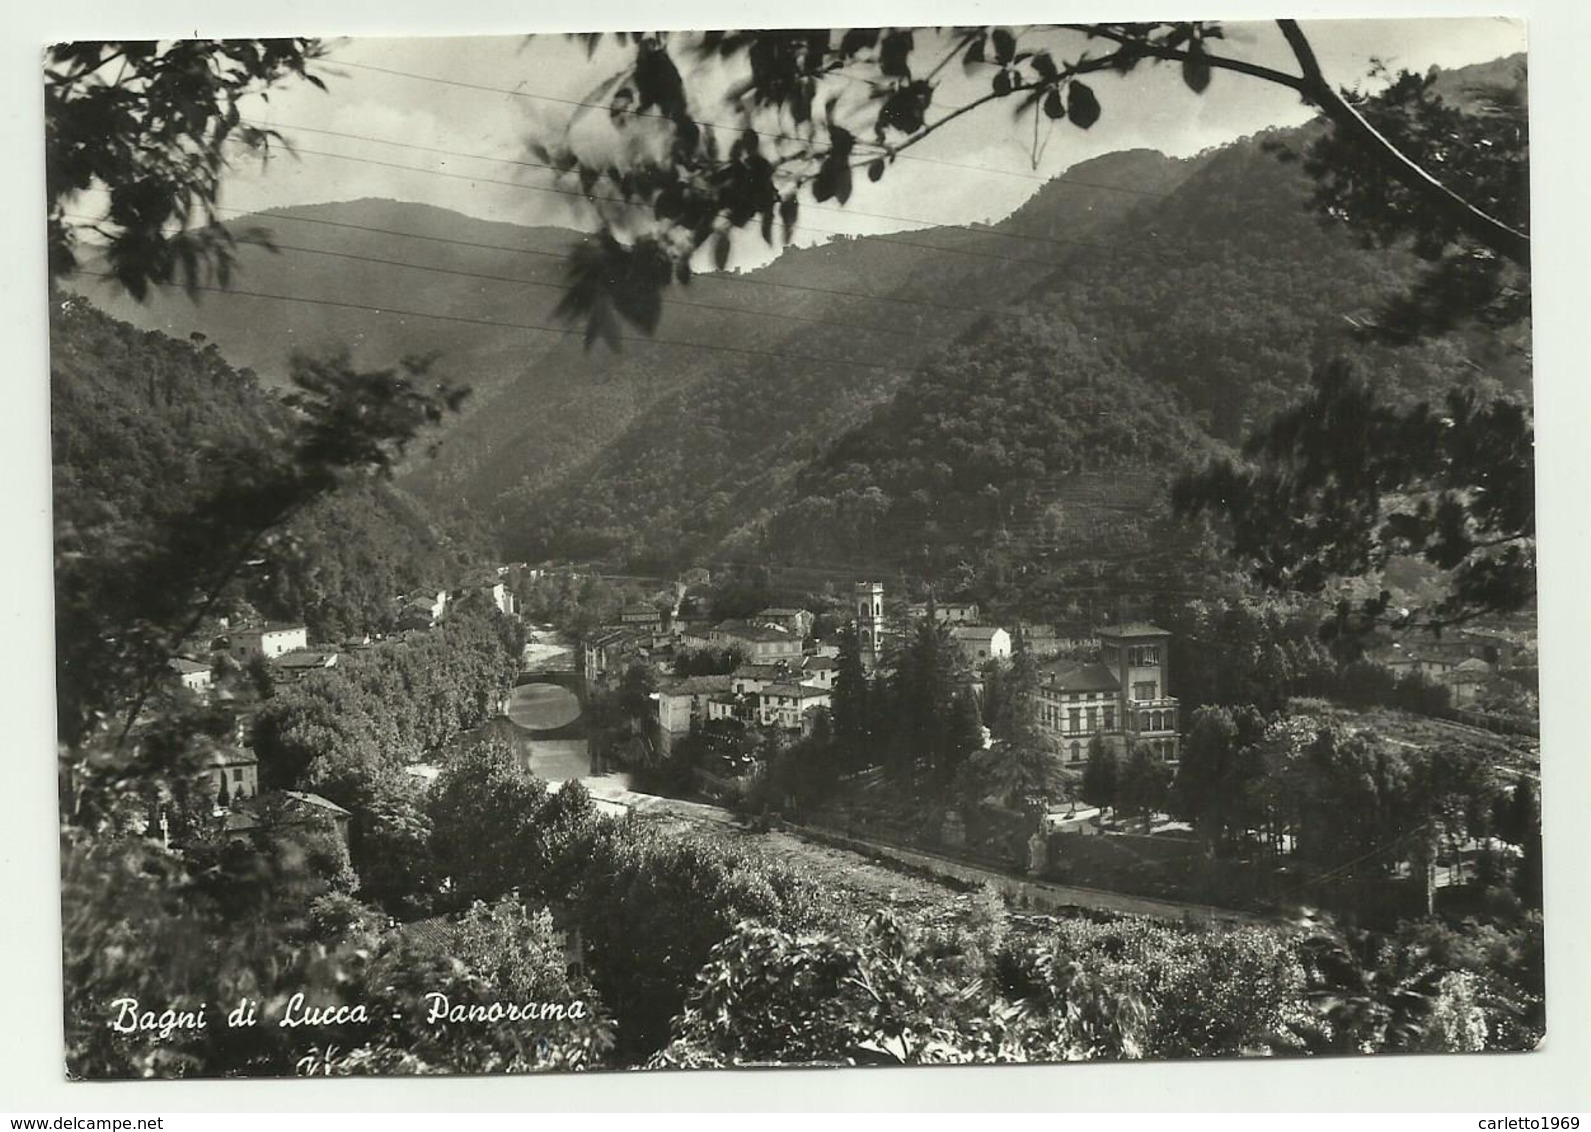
854 580 885 665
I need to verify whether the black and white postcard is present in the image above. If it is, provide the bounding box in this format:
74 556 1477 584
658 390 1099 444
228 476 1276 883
24 6 1585 1106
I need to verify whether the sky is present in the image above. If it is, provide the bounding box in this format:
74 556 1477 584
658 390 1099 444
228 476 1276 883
100 18 1528 271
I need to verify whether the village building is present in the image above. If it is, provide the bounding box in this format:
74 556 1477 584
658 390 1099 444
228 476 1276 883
949 625 1012 666
652 674 733 749
1368 644 1461 680
620 605 666 629
907 600 981 625
673 619 716 650
730 661 796 695
209 747 259 804
282 791 353 845
395 590 448 630
705 693 747 724
755 606 815 639
1370 626 1521 680
1035 623 1180 766
219 790 352 847
757 682 832 732
709 620 804 665
269 650 340 681
169 656 213 697
800 655 839 690
1453 626 1518 667
472 580 517 617
1020 624 1067 659
230 623 308 662
582 626 646 686
1442 657 1495 706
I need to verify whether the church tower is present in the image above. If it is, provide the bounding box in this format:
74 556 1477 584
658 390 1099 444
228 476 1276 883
854 580 885 666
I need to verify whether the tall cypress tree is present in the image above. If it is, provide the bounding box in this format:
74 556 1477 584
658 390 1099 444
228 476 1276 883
884 595 959 792
831 622 872 770
1081 734 1120 810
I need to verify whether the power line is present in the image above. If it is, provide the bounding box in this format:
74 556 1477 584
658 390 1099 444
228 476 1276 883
238 138 1107 273
247 115 1168 256
327 54 1187 203
71 269 909 375
183 202 1018 320
214 127 1304 287
66 223 945 343
329 56 874 154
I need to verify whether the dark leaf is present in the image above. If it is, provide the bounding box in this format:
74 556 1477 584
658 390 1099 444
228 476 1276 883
832 161 853 206
879 29 914 80
1043 89 1066 121
839 28 879 57
1068 81 1101 129
991 27 1015 66
867 158 886 183
829 124 855 160
1183 49 1212 94
634 41 687 119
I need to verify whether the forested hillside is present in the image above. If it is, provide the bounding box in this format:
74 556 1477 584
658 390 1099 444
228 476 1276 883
64 59 1526 590
473 58 1528 581
722 116 1527 585
50 293 471 645
495 149 1200 569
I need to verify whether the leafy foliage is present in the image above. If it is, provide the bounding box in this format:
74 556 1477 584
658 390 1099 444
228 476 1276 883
52 295 468 748
1286 64 1529 342
573 823 825 1060
46 40 327 296
250 603 523 795
355 895 614 1074
662 911 1149 1066
1173 359 1533 624
538 24 1524 345
427 737 605 911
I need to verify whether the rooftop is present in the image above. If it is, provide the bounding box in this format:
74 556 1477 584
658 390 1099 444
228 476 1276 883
733 662 795 679
229 622 305 640
1040 661 1121 693
1097 622 1170 640
950 626 1006 640
271 651 338 669
588 626 640 647
658 674 733 696
168 657 210 675
208 748 257 767
713 620 798 643
284 790 351 817
762 682 830 699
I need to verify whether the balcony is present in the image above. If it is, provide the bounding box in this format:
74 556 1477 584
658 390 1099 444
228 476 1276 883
1129 698 1179 735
